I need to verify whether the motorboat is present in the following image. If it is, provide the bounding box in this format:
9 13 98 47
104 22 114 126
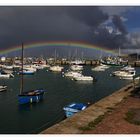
121 65 135 71
92 64 110 72
92 66 105 71
74 75 93 81
2 65 14 70
111 66 136 78
63 71 82 78
70 65 83 71
49 65 64 72
0 71 14 78
23 65 37 72
119 70 136 80
0 85 7 92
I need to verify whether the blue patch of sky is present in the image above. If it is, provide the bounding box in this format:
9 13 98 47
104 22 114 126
123 7 140 32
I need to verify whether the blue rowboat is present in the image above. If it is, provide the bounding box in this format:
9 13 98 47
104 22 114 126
63 103 87 117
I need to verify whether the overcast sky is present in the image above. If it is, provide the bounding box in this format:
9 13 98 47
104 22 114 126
0 6 140 57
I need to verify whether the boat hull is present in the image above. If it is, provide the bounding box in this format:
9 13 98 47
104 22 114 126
19 72 34 75
64 111 76 117
63 103 87 118
101 62 125 67
18 94 44 104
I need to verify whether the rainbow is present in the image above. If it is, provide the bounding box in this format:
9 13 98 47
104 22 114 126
0 41 118 55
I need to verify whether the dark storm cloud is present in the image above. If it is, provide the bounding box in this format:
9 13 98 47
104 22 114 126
92 27 127 48
0 6 108 49
0 6 136 56
112 15 127 34
65 7 108 27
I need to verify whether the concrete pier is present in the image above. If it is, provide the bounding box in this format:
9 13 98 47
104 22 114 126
41 83 134 134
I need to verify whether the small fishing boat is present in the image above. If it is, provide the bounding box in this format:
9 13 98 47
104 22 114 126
100 57 125 67
18 43 46 104
63 103 87 117
0 85 7 92
18 89 46 104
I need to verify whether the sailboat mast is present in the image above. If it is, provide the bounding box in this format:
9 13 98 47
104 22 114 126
20 43 24 95
118 47 121 57
54 49 56 63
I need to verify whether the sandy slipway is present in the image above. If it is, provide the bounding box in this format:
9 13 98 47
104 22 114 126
41 83 134 134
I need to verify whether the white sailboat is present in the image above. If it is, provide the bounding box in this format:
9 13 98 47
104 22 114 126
49 49 64 72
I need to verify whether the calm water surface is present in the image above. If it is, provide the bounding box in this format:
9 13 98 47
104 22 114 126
0 66 139 134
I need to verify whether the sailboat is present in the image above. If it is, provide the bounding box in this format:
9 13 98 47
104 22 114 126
49 49 64 72
18 43 46 104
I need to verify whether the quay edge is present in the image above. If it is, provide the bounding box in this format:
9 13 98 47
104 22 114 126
40 83 134 134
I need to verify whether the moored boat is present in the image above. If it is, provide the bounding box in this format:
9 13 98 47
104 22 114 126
19 69 35 75
0 85 7 92
2 65 14 70
119 70 136 80
18 89 46 104
63 103 87 117
70 65 83 71
49 65 63 72
91 64 109 72
73 75 94 81
0 71 14 78
18 43 46 105
63 71 82 78
111 66 136 78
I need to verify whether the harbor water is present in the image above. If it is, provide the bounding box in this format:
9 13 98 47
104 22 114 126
0 66 138 134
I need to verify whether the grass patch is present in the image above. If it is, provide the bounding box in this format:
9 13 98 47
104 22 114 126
124 110 140 125
79 115 105 131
